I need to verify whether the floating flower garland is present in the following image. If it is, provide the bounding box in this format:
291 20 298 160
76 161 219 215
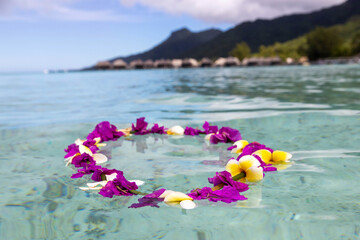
64 117 292 210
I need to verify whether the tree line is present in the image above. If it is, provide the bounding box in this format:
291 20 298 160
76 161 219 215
230 25 360 61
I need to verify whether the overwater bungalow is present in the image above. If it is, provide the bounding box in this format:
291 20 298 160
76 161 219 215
171 59 183 68
143 59 154 69
243 57 282 66
214 57 226 67
154 59 173 68
225 57 241 66
95 61 112 70
267 57 282 65
181 58 199 68
200 58 213 67
113 59 127 69
130 59 145 69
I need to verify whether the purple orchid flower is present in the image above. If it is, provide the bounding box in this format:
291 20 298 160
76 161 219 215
64 143 79 159
129 188 167 208
132 117 150 135
184 126 202 136
210 127 242 144
201 121 218 134
150 123 166 134
71 164 102 179
188 186 247 203
99 171 138 198
87 121 124 142
71 153 96 168
208 171 249 192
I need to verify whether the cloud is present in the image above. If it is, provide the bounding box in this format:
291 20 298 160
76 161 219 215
0 0 131 21
119 0 346 24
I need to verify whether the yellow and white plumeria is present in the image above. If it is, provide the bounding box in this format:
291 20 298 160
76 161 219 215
225 155 264 182
253 149 292 164
160 190 196 209
230 140 249 154
65 137 108 166
167 126 185 135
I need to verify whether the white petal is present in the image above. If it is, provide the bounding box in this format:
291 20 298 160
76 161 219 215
180 200 196 209
159 190 175 198
129 180 145 186
105 173 118 181
204 133 214 141
79 145 93 156
167 126 184 135
87 181 108 188
75 138 83 146
93 153 108 164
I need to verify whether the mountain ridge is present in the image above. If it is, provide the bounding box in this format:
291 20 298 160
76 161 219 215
111 28 222 63
108 0 360 63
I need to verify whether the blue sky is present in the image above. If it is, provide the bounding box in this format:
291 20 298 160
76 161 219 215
0 0 345 72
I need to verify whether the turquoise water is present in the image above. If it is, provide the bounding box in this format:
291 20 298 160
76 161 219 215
1 65 359 239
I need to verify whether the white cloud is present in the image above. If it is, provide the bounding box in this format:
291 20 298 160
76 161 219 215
119 0 346 24
0 0 131 21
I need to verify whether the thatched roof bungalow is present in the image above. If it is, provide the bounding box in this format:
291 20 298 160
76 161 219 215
225 57 241 66
95 61 112 70
181 58 199 68
242 57 282 66
144 59 154 69
200 58 213 67
130 59 145 69
172 59 183 68
154 59 173 68
113 59 127 69
214 57 226 67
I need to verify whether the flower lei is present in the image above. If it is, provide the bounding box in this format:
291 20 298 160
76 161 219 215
64 117 292 209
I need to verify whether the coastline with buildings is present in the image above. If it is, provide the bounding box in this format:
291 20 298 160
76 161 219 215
76 55 360 72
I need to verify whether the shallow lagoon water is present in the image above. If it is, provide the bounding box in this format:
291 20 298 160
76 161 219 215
0 65 360 239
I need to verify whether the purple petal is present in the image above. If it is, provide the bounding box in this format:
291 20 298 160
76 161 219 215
151 123 166 134
87 121 124 142
184 126 201 136
208 171 248 192
71 153 96 168
202 121 218 134
64 143 79 158
128 188 167 208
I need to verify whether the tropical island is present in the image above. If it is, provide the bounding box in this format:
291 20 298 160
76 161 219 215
82 0 360 71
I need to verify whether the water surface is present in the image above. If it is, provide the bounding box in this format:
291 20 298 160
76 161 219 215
1 65 359 239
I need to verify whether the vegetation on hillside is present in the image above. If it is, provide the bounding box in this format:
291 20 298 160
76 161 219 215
231 16 360 61
229 42 251 60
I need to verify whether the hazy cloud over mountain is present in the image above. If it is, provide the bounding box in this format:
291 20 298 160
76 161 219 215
120 0 346 23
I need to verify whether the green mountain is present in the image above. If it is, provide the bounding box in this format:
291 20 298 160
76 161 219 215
108 0 360 63
185 0 360 59
113 28 222 63
252 16 360 60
